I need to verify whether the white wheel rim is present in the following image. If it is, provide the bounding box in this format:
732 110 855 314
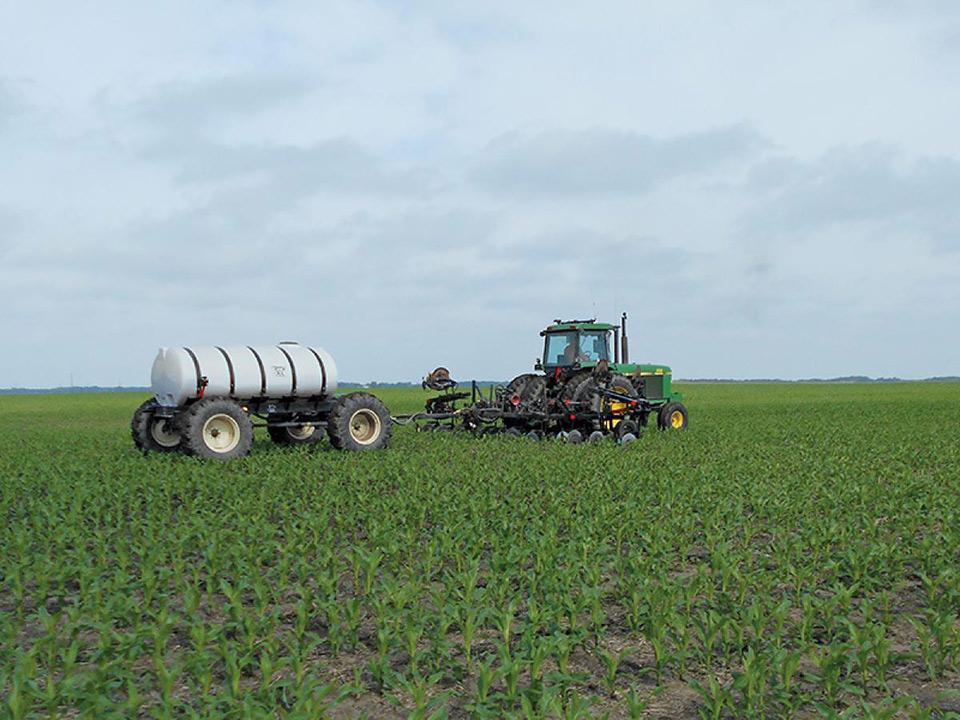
287 424 315 440
150 418 180 448
202 413 241 453
348 408 381 445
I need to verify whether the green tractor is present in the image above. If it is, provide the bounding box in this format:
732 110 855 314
502 313 688 433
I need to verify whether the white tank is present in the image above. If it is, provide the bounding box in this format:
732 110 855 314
151 343 339 407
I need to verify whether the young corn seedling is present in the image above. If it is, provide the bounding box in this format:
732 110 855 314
690 674 733 720
595 644 633 697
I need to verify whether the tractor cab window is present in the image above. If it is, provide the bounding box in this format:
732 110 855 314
544 332 577 366
578 331 610 362
543 330 610 366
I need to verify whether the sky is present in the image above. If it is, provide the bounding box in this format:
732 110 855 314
1 1 959 386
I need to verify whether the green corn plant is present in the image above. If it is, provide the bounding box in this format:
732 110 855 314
730 645 772 716
404 616 425 674
497 641 523 703
690 674 732 720
595 644 633 697
461 605 483 670
625 684 662 720
473 656 501 707
807 640 854 708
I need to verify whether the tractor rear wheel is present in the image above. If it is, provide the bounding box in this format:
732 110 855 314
131 399 182 454
327 392 392 451
502 373 537 408
658 402 689 430
558 371 594 406
519 375 548 412
267 417 325 445
181 398 254 459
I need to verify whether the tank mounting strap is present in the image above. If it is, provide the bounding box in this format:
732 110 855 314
183 347 203 396
307 347 327 395
215 346 236 396
247 346 267 395
277 345 298 396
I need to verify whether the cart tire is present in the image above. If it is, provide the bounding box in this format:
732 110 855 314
327 392 392 451
620 433 637 446
505 427 523 437
658 402 689 430
267 418 325 445
181 398 253 459
525 430 542 441
588 431 606 443
567 430 584 444
131 399 182 453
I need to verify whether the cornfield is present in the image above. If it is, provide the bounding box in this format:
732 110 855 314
1 383 959 718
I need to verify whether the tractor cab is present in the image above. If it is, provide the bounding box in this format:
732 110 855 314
539 320 617 371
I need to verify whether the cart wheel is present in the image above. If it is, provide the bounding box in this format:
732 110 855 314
267 418 325 445
566 430 584 444
525 430 542 441
620 433 637 446
131 399 182 453
328 393 392 450
658 402 689 430
588 431 606 443
181 398 253 460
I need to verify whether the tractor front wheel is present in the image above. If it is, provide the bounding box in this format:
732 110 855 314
658 402 689 430
327 393 392 451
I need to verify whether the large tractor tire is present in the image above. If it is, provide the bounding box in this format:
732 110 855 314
327 392 392 451
181 398 254 459
558 371 595 406
502 373 537 408
602 375 638 413
519 375 548 412
131 399 182 454
502 373 538 427
267 417 325 445
658 401 689 430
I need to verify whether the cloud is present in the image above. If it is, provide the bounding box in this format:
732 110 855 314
472 124 767 196
128 75 440 198
134 75 315 134
0 79 26 127
0 205 22 257
742 144 960 251
150 137 438 198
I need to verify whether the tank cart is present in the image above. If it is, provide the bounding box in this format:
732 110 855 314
132 342 391 459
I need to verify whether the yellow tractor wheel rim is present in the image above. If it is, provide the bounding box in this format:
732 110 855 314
670 410 685 429
603 383 632 428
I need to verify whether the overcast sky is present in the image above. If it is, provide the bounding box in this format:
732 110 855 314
2 1 959 386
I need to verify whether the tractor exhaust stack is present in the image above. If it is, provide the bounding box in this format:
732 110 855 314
621 312 629 364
